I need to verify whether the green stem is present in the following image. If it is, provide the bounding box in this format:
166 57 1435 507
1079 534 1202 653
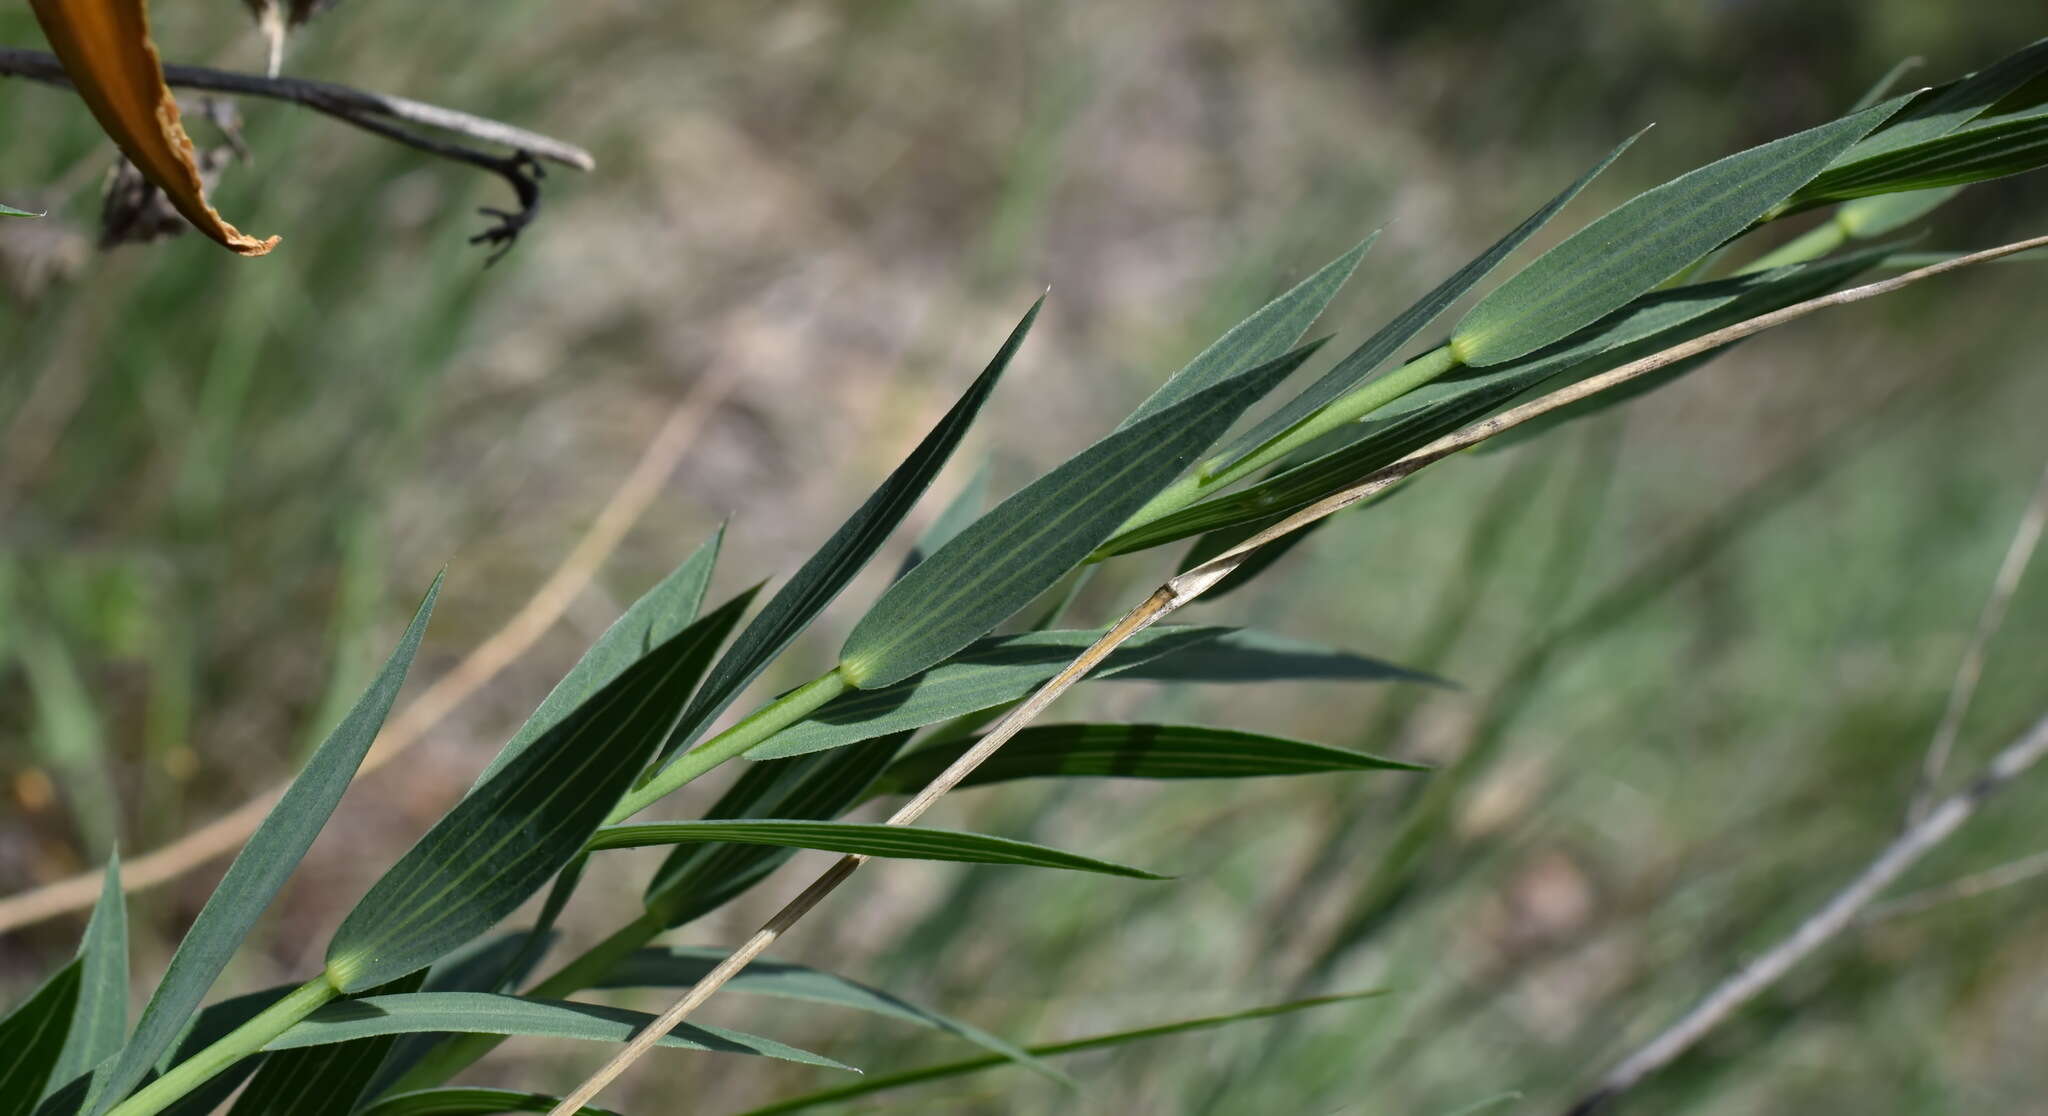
1110 343 1465 543
609 670 850 822
107 976 337 1116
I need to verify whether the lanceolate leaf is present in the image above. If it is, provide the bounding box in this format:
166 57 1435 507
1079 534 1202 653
227 973 426 1116
595 947 1057 1081
750 626 1227 761
839 341 1323 688
1118 237 1370 430
643 736 907 928
0 962 82 1116
649 299 1042 770
0 202 44 218
870 724 1423 795
1104 252 1888 555
729 991 1381 1116
1217 132 1641 466
324 589 754 993
265 993 850 1071
1451 96 1908 366
28 0 279 254
358 1090 620 1116
46 854 126 1103
1112 629 1443 685
362 934 557 1100
88 576 440 1114
1838 38 2048 162
476 528 723 784
1789 109 2048 205
587 820 1165 879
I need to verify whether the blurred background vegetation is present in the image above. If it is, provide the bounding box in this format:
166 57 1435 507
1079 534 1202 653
4 1 2046 1112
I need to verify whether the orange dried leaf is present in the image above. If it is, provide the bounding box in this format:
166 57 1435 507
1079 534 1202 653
31 0 280 255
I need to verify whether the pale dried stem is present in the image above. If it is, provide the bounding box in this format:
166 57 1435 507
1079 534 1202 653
0 369 737 933
1564 713 2048 1115
547 233 2048 1115
1860 845 2048 924
1907 456 2048 821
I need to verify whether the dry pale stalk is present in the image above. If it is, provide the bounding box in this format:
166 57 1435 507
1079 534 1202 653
1564 713 2048 1115
0 368 737 933
546 233 2048 1116
1907 456 2048 821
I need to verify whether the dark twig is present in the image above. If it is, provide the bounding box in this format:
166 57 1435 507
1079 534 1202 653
0 47 592 255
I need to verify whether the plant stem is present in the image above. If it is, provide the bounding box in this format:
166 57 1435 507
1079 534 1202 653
609 671 850 822
1109 344 1464 543
107 976 337 1116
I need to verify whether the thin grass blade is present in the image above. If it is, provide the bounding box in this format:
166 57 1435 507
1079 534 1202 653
840 341 1324 688
587 821 1165 879
1451 95 1908 365
46 853 126 1103
357 1090 620 1116
595 947 1060 1083
726 991 1381 1116
870 724 1422 796
266 993 851 1072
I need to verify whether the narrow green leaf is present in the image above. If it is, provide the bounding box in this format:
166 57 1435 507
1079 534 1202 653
88 576 441 1114
871 724 1423 796
1112 629 1444 686
595 947 1060 1083
475 527 723 785
589 820 1165 879
489 856 584 993
47 855 126 1101
643 736 907 928
1107 251 1887 554
0 202 43 218
0 962 83 1116
1451 96 1908 365
363 934 556 1100
1840 38 2048 161
1849 56 1925 113
1118 238 1370 430
729 991 1382 1116
324 590 754 993
840 342 1324 688
749 626 1228 761
358 1089 620 1116
896 465 990 578
649 299 1043 770
227 973 426 1116
1790 108 2048 205
1217 132 1639 466
265 993 851 1072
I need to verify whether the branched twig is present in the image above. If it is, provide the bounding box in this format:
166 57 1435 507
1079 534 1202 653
0 368 739 934
544 232 2048 1116
1907 457 2048 821
1861 845 2048 924
0 47 593 253
1562 713 2048 1116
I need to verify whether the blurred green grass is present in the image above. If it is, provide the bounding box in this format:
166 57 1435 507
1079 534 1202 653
4 2 2047 1113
